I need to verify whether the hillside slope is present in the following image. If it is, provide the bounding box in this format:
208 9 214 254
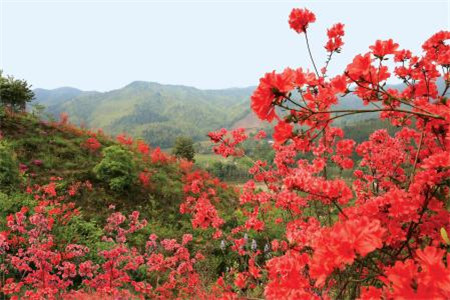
0 112 236 237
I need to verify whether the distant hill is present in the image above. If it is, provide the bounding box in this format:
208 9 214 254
33 82 254 148
33 87 87 107
35 80 437 147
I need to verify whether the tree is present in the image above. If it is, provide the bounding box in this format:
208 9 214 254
172 136 195 161
0 71 34 112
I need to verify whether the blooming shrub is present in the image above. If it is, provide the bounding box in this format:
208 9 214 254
59 112 69 126
136 139 150 155
180 169 225 233
150 147 169 164
205 6 450 299
0 181 205 299
138 170 152 188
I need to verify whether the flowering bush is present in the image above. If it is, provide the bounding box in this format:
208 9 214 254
205 6 450 299
0 180 205 299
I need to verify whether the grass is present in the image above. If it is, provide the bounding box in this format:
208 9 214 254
195 153 229 166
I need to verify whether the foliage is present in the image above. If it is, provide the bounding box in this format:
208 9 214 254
33 82 252 148
172 136 195 161
204 160 250 182
0 71 34 112
0 110 237 228
93 146 137 192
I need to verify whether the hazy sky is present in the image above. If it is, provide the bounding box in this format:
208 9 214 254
1 0 449 91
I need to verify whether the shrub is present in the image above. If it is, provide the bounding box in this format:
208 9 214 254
202 7 450 299
93 146 137 192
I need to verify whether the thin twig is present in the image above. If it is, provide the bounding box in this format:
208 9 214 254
304 31 320 77
408 124 426 189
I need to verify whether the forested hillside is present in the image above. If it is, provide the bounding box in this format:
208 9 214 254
36 79 447 148
33 82 254 147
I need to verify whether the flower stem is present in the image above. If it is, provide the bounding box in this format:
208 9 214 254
304 31 320 77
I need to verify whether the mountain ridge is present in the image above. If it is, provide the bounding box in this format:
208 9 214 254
34 80 432 147
33 81 256 148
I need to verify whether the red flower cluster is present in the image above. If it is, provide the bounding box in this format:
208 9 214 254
250 69 297 121
180 170 225 232
138 170 152 187
288 8 316 34
273 121 293 144
136 139 150 155
370 39 399 58
150 147 169 164
116 133 133 146
325 23 345 52
82 137 102 152
208 128 247 157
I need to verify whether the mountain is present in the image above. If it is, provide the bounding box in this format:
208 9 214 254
33 87 86 107
33 82 254 148
35 79 438 148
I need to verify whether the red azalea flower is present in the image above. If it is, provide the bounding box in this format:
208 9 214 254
288 8 316 34
370 39 399 58
83 137 101 152
251 69 295 121
273 121 293 144
325 23 345 52
346 53 373 79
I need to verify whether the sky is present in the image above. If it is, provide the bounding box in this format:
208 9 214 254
1 0 449 91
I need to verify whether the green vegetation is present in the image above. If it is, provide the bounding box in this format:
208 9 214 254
0 111 252 294
93 145 138 192
33 82 254 148
0 140 21 190
33 80 417 149
30 81 406 187
0 112 236 240
0 71 34 112
172 136 195 161
339 118 400 143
